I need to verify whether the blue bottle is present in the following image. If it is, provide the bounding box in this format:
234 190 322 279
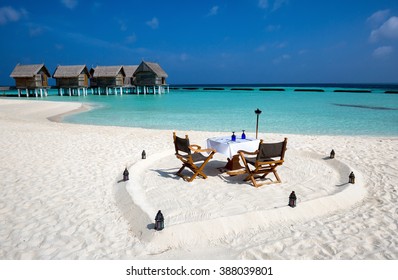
231 131 236 141
241 130 246 139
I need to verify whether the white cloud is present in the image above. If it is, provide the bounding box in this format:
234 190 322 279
256 44 267 52
272 0 288 11
273 54 291 64
146 17 159 29
180 53 189 61
207 6 219 16
126 33 137 43
370 16 398 42
118 19 127 31
258 0 268 9
275 42 287 48
266 24 281 32
373 46 393 58
54 44 64 50
29 26 44 37
61 0 78 10
298 49 308 55
0 6 27 25
256 41 287 52
367 9 390 27
258 0 287 11
65 31 141 54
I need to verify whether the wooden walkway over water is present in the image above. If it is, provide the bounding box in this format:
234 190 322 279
0 85 170 97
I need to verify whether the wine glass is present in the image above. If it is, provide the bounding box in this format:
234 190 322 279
241 130 246 139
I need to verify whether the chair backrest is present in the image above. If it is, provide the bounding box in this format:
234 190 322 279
173 132 191 155
256 138 287 161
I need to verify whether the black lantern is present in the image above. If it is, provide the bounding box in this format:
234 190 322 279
330 149 335 159
154 210 164 231
142 150 146 159
349 172 355 184
288 191 296 208
123 167 129 181
254 108 262 139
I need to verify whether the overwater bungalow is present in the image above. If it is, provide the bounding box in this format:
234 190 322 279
52 65 90 96
133 61 169 94
10 64 51 97
123 65 138 94
90 66 126 95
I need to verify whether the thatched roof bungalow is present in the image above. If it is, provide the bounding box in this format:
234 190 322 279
10 64 51 89
123 65 138 86
134 61 168 86
90 66 125 88
53 65 90 88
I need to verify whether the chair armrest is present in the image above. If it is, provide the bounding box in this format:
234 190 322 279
189 144 202 150
195 148 216 154
238 150 258 169
238 149 259 156
189 144 216 154
256 159 284 165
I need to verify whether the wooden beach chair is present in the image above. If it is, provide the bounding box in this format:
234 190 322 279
238 138 288 187
173 132 216 182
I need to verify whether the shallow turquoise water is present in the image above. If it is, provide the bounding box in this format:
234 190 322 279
45 86 398 136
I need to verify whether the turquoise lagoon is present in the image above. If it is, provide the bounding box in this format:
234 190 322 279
29 85 398 136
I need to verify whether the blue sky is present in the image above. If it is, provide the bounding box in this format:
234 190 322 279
1 0 398 85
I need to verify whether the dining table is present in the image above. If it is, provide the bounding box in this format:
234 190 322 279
206 136 260 171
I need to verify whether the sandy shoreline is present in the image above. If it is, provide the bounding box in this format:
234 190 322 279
0 98 397 260
47 103 91 123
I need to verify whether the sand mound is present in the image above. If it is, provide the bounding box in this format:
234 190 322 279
124 148 366 252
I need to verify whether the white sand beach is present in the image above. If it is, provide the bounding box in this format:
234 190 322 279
0 99 397 260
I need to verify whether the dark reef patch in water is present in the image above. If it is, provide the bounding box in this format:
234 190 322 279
334 89 372 93
231 88 254 91
260 88 285 91
203 88 225 90
294 88 325 92
333 103 397 111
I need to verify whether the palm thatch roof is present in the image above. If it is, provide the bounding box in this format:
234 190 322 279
53 65 89 78
134 61 168 78
123 65 138 77
92 66 125 77
10 64 51 78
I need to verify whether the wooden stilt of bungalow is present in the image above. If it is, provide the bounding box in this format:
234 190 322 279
133 61 168 95
90 66 126 95
52 65 90 96
10 64 50 98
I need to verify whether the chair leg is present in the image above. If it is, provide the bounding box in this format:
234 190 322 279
176 153 215 182
179 163 208 182
176 165 186 177
196 163 209 177
249 168 281 187
241 166 261 187
191 153 214 181
177 164 195 181
197 170 207 179
239 158 283 187
273 170 282 183
187 173 198 182
243 174 251 181
251 176 260 187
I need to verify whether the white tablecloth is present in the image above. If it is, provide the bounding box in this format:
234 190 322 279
206 136 260 158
